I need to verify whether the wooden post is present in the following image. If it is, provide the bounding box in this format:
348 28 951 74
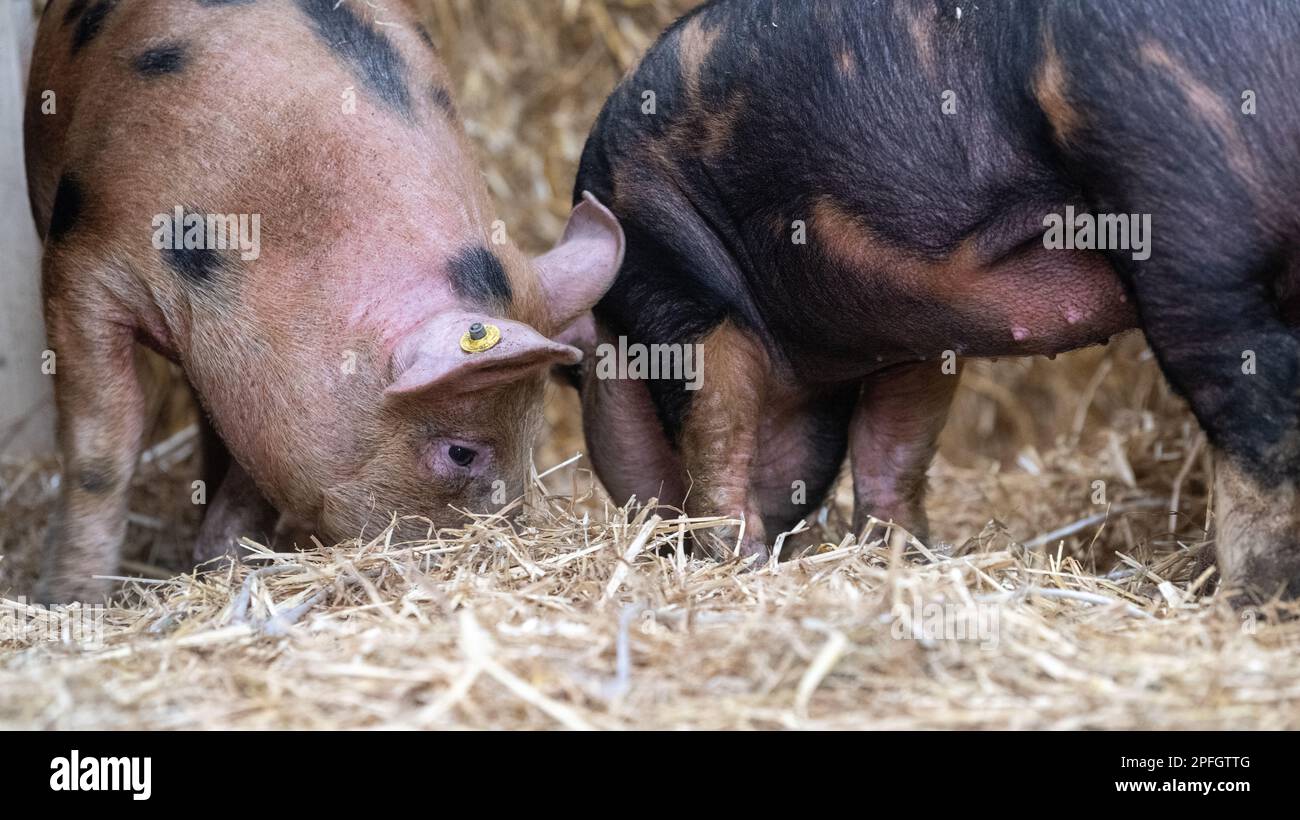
0 3 51 457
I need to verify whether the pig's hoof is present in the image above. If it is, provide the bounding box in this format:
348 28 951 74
192 552 239 575
693 525 770 567
33 575 111 606
1212 462 1300 607
192 535 252 569
1225 548 1300 607
1190 543 1218 591
192 544 237 570
737 536 771 569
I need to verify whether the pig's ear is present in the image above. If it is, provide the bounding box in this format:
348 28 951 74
386 314 582 398
534 191 625 331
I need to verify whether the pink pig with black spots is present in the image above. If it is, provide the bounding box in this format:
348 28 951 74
25 0 622 603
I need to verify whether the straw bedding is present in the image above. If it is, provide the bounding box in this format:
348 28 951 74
2 0 1298 730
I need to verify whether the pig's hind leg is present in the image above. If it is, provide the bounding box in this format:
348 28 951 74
848 361 962 544
36 261 149 604
1048 84 1300 599
1121 235 1300 601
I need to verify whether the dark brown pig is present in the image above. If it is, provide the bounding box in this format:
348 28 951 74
24 0 622 603
573 0 1300 601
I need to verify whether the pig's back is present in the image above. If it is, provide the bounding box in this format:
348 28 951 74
25 0 488 367
25 0 475 254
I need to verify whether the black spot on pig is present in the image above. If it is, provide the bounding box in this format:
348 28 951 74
71 0 118 54
76 461 117 495
448 247 513 308
430 86 456 118
134 44 188 77
61 0 88 25
416 24 435 49
294 0 412 116
47 174 84 243
159 213 228 285
164 245 228 286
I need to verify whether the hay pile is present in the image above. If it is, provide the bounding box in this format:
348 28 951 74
3 0 1300 730
4 440 1300 730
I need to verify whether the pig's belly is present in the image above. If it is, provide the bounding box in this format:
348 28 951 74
896 245 1138 358
765 241 1139 380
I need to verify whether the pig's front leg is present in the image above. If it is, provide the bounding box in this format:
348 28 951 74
850 361 962 543
678 321 770 562
36 284 148 604
582 358 687 512
192 457 279 566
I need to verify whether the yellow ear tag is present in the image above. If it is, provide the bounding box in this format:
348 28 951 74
460 322 501 353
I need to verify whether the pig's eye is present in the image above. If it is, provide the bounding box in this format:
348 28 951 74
448 445 476 467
